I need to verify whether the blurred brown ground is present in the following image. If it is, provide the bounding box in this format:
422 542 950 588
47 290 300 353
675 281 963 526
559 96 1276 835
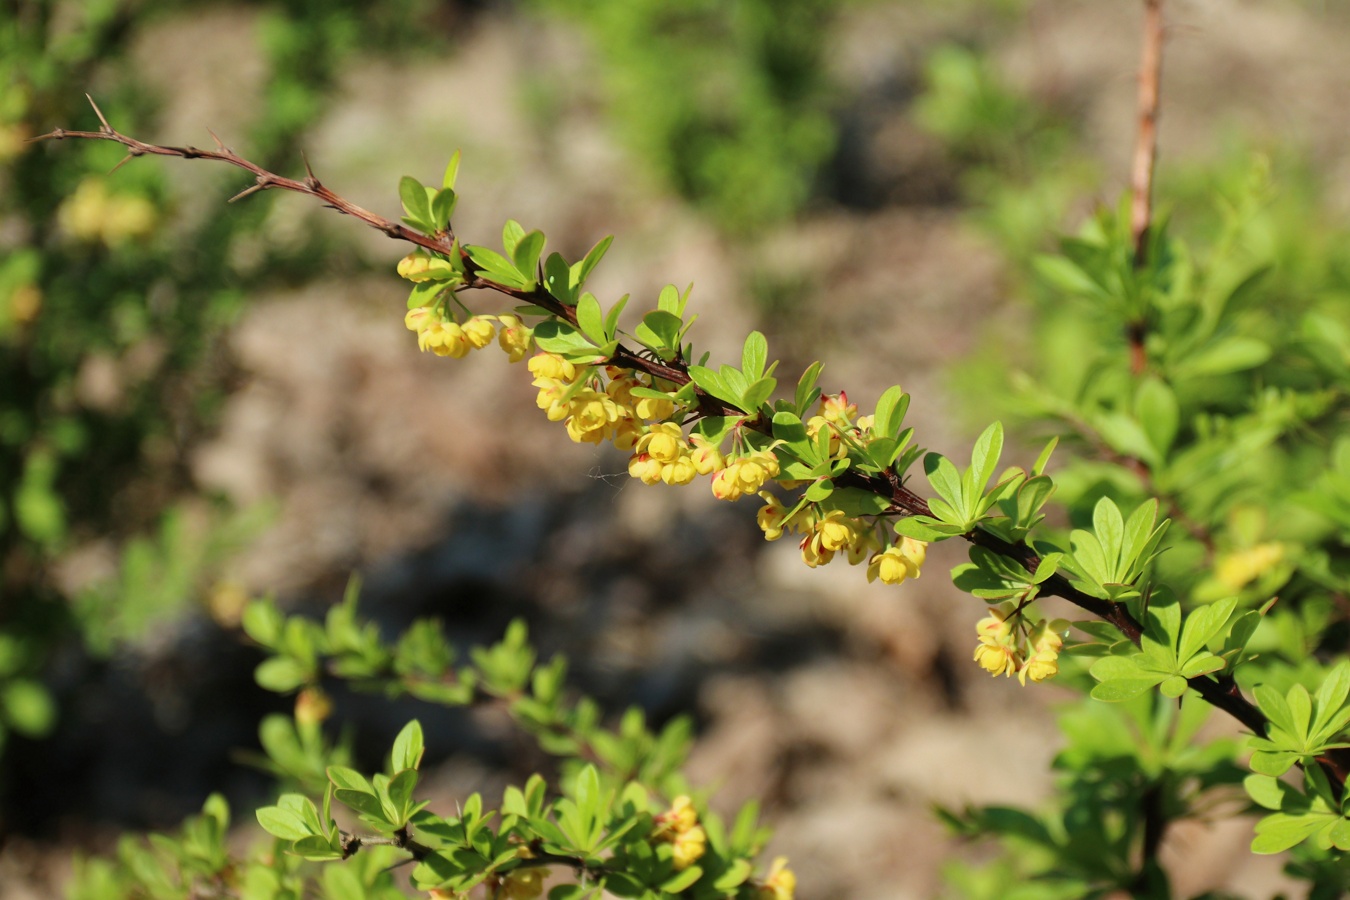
5 1 1350 897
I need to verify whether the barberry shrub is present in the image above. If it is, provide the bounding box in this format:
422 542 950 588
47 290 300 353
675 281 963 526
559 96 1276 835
36 11 1350 900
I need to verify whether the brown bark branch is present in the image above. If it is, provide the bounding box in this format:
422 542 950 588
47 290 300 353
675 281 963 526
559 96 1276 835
1130 0 1165 269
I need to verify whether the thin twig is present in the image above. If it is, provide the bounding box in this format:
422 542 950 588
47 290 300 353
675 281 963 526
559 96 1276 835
1130 0 1165 267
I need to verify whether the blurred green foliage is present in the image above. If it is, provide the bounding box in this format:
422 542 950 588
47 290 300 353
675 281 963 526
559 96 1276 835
915 35 1350 896
0 0 444 759
527 0 837 233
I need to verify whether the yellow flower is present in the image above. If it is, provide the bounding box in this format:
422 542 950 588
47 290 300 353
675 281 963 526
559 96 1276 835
758 857 797 900
653 796 707 869
799 532 835 568
1214 542 1285 592
757 494 789 541
294 687 333 726
974 641 1020 678
690 436 726 475
497 315 533 362
534 378 571 422
634 393 676 422
661 456 698 486
405 306 433 332
867 536 927 584
419 319 471 358
498 868 544 900
711 450 780 501
629 453 665 485
396 250 459 283
566 390 623 444
636 422 688 464
58 178 157 246
1018 619 1067 685
819 391 857 425
670 825 706 870
462 315 496 349
528 352 577 383
611 417 642 452
657 796 699 833
814 509 858 553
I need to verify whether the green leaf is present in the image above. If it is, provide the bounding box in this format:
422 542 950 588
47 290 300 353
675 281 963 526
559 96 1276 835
1178 597 1237 664
970 421 1004 498
399 176 431 228
430 189 458 231
742 376 777 412
713 858 753 890
1136 378 1179 458
572 764 601 825
924 453 965 513
254 657 310 693
575 235 614 286
392 720 425 772
327 766 374 794
794 362 823 414
1314 662 1350 738
1159 675 1189 698
335 788 388 822
465 245 527 289
1091 497 1125 578
895 515 965 541
873 385 908 440
1033 437 1058 476
805 479 833 502
1287 684 1313 742
688 365 740 407
741 331 768 381
442 151 461 190
544 253 575 305
513 231 546 283
256 805 313 841
1251 813 1328 854
575 293 605 343
387 768 418 822
1 680 54 736
634 310 682 352
1174 336 1271 379
241 600 283 647
548 887 586 900
533 320 601 360
1254 684 1297 737
660 866 703 893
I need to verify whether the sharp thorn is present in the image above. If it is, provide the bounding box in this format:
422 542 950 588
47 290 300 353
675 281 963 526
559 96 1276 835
228 182 266 203
207 129 226 151
85 94 113 132
108 154 136 175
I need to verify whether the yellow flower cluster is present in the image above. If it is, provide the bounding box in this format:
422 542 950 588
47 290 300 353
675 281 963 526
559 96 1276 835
757 857 797 900
653 796 707 871
58 177 157 246
753 494 928 580
405 307 497 358
496 867 544 900
711 449 780 501
800 508 875 568
530 355 683 450
973 603 1067 684
1214 542 1285 592
397 250 459 283
630 422 697 485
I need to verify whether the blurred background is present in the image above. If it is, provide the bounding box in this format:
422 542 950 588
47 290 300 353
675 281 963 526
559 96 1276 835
2 0 1349 896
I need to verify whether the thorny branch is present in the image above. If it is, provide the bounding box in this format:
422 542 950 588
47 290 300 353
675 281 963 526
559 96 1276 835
34 97 1287 772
